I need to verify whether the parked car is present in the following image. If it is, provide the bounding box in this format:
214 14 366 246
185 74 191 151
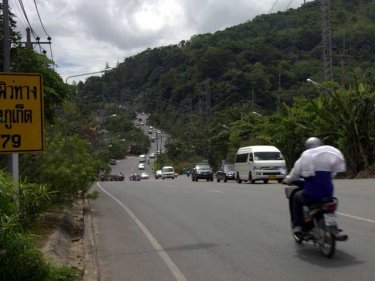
155 170 163 179
191 163 214 182
162 166 175 179
216 164 236 182
109 159 117 165
109 173 124 181
149 152 156 159
140 172 149 179
138 163 145 170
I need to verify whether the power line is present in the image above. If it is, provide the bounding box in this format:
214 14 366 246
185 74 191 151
284 0 294 10
30 0 55 65
268 0 280 13
17 0 38 39
33 0 50 38
12 0 55 65
10 0 28 31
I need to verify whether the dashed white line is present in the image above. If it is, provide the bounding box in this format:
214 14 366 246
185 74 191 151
208 190 224 193
96 183 188 281
337 212 375 224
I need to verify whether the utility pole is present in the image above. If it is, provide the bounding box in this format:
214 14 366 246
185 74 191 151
19 28 52 54
188 98 193 164
3 0 10 71
205 78 211 121
278 69 281 113
156 132 159 169
321 0 333 81
251 86 255 112
2 0 18 183
204 78 211 161
331 34 358 88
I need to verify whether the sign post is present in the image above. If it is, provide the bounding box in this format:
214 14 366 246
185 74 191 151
0 73 44 154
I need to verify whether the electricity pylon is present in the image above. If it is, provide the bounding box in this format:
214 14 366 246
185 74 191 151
321 0 333 81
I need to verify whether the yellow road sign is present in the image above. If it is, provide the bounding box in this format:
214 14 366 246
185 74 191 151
0 73 44 153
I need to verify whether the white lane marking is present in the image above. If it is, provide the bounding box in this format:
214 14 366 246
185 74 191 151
96 183 188 281
337 212 375 224
208 190 224 194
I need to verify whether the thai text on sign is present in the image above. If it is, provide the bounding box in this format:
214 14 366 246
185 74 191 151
0 73 44 153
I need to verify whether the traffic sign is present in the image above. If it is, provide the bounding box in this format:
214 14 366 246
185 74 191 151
0 73 44 152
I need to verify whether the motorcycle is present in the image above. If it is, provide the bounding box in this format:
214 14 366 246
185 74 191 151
285 184 348 258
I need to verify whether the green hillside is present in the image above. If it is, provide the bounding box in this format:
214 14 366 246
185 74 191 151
79 0 375 174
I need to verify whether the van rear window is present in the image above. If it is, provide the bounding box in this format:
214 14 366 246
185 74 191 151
254 152 284 160
235 153 248 163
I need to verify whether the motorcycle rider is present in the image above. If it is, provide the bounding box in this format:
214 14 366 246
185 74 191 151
99 167 106 181
283 137 346 234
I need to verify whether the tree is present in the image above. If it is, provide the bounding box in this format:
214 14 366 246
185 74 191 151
11 48 69 122
312 82 375 173
0 3 21 70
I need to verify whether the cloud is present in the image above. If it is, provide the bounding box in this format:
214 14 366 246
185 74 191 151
10 0 306 81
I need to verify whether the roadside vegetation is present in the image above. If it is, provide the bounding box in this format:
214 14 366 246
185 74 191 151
77 0 375 174
1 0 375 279
0 171 78 281
148 78 375 176
0 5 149 280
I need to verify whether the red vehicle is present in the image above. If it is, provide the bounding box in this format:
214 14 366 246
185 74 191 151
109 173 125 181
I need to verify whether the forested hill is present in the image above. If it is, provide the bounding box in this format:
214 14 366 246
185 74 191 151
82 0 375 118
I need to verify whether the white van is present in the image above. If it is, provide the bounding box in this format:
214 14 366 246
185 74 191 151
234 145 286 184
162 166 175 180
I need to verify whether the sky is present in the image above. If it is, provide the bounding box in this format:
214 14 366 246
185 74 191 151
9 0 307 83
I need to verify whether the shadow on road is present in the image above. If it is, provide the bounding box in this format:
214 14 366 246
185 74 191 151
295 245 363 268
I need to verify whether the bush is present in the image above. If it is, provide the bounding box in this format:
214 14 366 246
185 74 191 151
0 233 77 281
18 180 54 226
20 133 103 202
0 171 78 281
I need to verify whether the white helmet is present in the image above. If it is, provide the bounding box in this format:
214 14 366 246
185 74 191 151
305 137 321 149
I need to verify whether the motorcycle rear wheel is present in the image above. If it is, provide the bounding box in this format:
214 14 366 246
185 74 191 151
318 219 336 258
292 232 303 244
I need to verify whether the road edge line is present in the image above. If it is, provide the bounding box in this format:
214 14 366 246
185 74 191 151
96 183 188 281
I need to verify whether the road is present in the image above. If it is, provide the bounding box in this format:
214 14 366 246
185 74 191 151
90 154 375 281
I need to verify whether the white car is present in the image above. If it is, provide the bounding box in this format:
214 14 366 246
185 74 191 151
138 163 145 170
139 154 146 162
162 166 175 180
149 153 156 159
155 170 162 179
140 172 149 179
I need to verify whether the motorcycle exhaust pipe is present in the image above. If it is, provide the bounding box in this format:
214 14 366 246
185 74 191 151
333 232 348 241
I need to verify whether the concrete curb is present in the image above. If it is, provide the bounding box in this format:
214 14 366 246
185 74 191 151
84 199 100 281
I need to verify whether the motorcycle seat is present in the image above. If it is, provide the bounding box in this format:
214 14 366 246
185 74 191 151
303 197 338 223
306 197 337 210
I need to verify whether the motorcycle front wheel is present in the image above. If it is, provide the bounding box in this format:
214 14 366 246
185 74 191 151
318 219 336 258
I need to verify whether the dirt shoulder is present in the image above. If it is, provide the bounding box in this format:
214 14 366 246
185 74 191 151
40 198 98 280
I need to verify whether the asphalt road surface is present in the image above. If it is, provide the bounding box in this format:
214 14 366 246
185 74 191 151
90 154 375 281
